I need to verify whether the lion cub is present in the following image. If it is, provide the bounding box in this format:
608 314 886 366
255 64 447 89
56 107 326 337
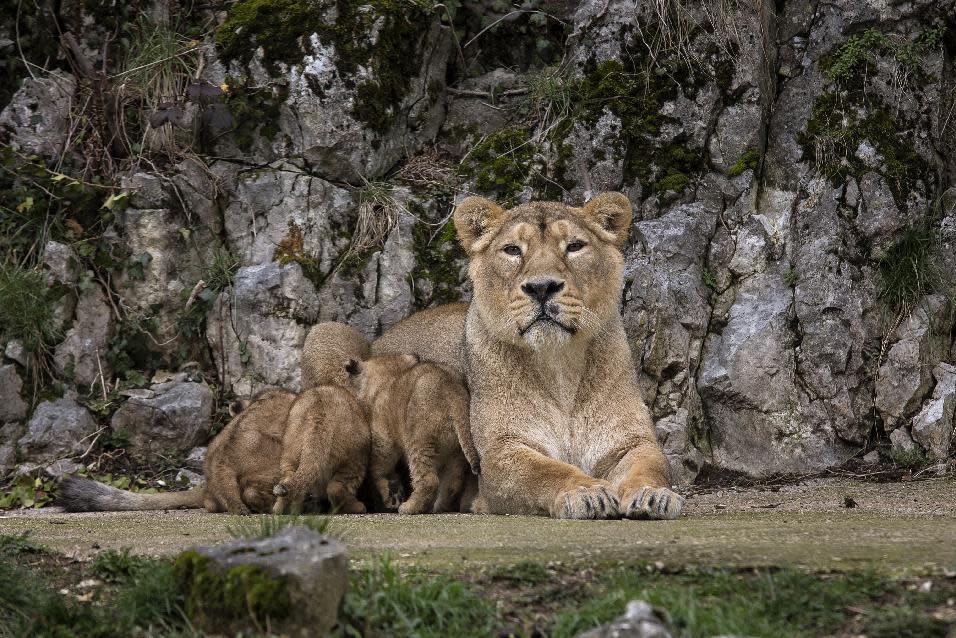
272 384 370 515
346 354 479 514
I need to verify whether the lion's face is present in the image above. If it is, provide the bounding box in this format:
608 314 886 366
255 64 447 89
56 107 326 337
454 193 632 350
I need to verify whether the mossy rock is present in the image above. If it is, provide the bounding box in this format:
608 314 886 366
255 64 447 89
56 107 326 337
215 0 434 133
174 526 348 636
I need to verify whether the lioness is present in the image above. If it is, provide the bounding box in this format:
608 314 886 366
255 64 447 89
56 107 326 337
272 384 370 515
61 389 296 514
346 354 479 514
372 192 683 520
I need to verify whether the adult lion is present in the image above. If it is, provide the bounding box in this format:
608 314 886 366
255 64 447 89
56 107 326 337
372 192 683 520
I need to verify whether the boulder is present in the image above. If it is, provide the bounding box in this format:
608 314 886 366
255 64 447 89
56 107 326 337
911 363 956 460
53 285 114 388
875 296 950 426
206 262 321 395
19 397 98 463
575 600 672 638
0 364 28 423
111 380 214 458
177 526 347 636
0 72 76 158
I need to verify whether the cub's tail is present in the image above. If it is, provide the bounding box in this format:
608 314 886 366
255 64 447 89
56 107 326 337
59 476 205 512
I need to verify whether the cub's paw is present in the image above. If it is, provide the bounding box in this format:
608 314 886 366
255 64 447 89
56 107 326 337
622 486 684 520
397 500 429 515
553 483 620 519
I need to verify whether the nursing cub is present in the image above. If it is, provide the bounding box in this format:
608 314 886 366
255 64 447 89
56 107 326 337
346 354 479 514
61 385 370 515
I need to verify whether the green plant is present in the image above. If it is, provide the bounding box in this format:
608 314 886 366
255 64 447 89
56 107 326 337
339 554 497 637
881 445 931 470
785 268 799 287
90 548 153 583
226 515 331 540
0 264 61 356
702 268 718 291
877 227 941 309
0 475 57 509
0 533 46 557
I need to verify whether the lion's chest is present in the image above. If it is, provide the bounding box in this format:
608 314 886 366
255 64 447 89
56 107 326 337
522 403 620 476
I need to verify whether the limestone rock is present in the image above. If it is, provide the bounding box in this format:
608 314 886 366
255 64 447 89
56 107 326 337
0 364 28 423
53 285 114 388
111 381 214 458
875 296 950 426
19 397 97 463
0 73 76 158
184 526 348 636
575 600 672 638
184 446 206 471
911 363 956 460
206 262 321 395
4 340 27 366
223 164 353 266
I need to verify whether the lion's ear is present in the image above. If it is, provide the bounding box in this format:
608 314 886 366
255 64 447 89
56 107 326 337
453 196 507 254
581 192 633 246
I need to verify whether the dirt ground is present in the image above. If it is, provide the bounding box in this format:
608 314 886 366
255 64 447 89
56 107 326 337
2 477 954 574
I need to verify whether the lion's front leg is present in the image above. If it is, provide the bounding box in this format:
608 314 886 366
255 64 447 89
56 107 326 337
484 442 619 519
606 443 684 520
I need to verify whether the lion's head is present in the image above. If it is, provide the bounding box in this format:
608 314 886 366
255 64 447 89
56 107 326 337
453 192 632 350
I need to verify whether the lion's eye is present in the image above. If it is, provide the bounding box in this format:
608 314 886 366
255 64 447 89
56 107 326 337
566 240 586 253
502 244 522 257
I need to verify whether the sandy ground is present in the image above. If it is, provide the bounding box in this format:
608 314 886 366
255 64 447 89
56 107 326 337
2 477 954 574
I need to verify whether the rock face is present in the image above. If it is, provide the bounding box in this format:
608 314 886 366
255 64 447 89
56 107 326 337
911 364 956 460
182 526 348 636
0 364 28 424
19 397 98 463
1 0 954 478
111 380 214 458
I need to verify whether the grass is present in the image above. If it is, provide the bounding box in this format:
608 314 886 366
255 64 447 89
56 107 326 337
877 226 942 310
225 514 331 540
0 263 61 355
338 554 497 637
2 532 954 637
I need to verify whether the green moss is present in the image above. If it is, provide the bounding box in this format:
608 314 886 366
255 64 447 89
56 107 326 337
464 128 535 205
411 218 466 308
173 550 293 631
574 57 703 193
216 0 431 132
799 94 930 204
728 149 760 177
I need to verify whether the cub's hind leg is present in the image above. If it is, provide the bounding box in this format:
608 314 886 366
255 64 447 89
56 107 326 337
369 438 402 511
433 454 468 513
327 467 367 514
398 445 440 515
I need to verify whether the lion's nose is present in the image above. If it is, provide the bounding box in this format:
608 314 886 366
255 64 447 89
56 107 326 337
521 278 565 304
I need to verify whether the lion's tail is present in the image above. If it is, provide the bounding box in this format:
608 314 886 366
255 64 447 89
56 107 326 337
449 390 481 475
59 476 205 512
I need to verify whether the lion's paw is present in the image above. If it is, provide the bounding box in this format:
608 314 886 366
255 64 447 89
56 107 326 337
553 484 620 519
622 486 684 520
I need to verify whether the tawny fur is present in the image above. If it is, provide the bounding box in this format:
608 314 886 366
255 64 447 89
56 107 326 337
272 385 370 515
61 389 296 514
301 322 371 388
373 193 683 520
347 355 478 514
